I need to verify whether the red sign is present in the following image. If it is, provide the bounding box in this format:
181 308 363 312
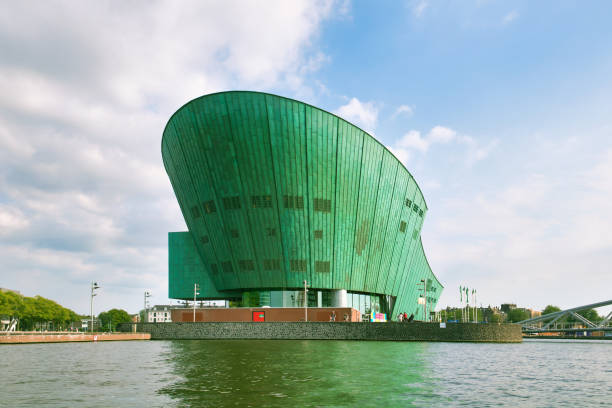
252 311 265 322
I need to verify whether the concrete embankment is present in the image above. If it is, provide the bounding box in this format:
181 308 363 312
0 332 150 344
119 322 522 343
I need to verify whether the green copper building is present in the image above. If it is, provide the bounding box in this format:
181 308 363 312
162 91 442 320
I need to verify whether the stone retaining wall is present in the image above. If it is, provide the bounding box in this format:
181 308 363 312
119 322 522 343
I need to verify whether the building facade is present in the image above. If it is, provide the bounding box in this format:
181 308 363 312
162 91 442 320
146 305 173 323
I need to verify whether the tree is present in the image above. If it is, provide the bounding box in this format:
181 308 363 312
507 308 531 323
489 313 503 324
542 305 561 315
0 290 80 330
98 309 132 331
578 308 601 323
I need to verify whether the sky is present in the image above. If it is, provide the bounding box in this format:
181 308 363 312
1 0 611 315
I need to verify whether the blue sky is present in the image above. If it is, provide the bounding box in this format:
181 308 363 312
1 1 611 315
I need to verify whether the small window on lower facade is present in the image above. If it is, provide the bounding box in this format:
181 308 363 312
266 227 276 237
191 205 201 219
201 235 209 244
223 196 241 210
399 221 407 233
315 261 330 273
263 259 281 270
290 259 307 272
239 260 255 271
230 229 239 238
314 230 323 240
313 198 331 212
222 261 233 273
203 200 216 214
252 195 273 208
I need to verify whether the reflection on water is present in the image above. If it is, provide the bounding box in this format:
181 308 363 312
160 340 436 407
1 339 610 407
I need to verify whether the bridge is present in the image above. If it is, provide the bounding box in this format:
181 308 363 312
518 299 612 335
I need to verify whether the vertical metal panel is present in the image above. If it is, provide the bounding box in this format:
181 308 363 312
332 121 363 289
363 151 397 293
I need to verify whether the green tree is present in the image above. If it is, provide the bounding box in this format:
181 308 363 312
542 305 561 315
489 313 503 323
0 290 80 330
578 308 601 323
507 308 531 323
98 309 132 331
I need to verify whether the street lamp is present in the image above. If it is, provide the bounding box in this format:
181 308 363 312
193 283 200 322
303 280 309 322
90 282 100 333
144 290 152 323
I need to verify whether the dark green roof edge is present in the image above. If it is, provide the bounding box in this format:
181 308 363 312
161 90 429 211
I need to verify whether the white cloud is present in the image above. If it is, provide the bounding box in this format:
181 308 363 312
392 104 414 118
388 125 495 166
334 97 379 133
412 0 429 18
428 145 612 311
428 125 457 143
502 10 519 25
0 0 338 313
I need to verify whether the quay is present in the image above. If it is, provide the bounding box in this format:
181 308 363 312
0 332 150 344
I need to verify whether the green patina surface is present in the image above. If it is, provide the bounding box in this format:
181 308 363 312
162 91 442 320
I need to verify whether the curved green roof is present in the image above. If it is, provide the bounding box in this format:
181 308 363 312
162 91 442 318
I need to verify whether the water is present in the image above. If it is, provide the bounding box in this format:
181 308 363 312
1 339 610 407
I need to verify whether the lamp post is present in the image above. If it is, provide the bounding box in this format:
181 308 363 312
303 280 308 322
144 290 151 323
193 283 200 322
90 282 100 333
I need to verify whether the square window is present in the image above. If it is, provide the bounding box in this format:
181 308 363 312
203 200 216 214
290 259 307 271
266 227 276 237
315 261 330 273
405 198 412 207
314 230 323 240
263 259 281 270
191 206 201 219
230 229 239 238
223 196 241 210
222 261 233 273
239 259 255 271
412 203 419 213
262 195 272 208
313 198 331 213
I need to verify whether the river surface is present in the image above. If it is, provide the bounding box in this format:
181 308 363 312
1 339 610 407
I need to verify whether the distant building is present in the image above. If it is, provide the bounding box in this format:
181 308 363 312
147 305 173 323
527 309 541 319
